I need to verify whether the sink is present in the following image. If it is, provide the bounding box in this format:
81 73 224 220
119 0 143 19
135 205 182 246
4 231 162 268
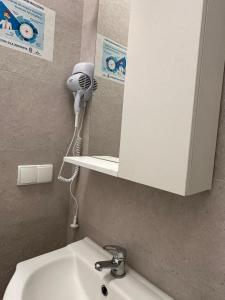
4 238 173 300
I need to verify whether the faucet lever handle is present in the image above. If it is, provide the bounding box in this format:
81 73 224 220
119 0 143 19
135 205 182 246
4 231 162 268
103 245 127 260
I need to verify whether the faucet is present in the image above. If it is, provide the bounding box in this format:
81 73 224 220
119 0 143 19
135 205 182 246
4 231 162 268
95 245 127 278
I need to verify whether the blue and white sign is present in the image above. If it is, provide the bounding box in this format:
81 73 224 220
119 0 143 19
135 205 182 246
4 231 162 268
95 34 127 84
0 0 55 61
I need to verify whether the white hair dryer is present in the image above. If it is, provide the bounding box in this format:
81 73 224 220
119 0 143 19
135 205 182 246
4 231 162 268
58 62 97 229
67 63 97 121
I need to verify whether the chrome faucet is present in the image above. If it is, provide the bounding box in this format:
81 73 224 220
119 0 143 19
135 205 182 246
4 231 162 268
95 245 127 278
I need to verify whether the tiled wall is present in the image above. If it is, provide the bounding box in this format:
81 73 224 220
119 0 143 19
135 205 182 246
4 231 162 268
0 0 84 296
76 1 225 300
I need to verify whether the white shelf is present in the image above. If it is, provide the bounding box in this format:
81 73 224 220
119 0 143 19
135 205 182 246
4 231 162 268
64 156 119 177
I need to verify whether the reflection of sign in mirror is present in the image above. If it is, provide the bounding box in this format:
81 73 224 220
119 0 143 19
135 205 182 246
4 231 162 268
95 34 127 84
0 0 55 61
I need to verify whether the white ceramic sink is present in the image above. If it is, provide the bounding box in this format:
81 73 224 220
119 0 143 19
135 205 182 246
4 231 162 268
4 238 173 300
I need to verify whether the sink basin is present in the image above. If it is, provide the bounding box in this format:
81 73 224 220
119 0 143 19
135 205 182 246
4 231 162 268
4 238 173 300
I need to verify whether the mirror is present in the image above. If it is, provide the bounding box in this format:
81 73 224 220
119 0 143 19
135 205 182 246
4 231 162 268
89 0 131 158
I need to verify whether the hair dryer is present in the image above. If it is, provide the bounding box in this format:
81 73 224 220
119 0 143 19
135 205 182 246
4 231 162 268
58 62 97 230
66 63 97 120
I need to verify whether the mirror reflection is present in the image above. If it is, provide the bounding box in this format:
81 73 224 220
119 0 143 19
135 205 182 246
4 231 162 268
89 0 131 158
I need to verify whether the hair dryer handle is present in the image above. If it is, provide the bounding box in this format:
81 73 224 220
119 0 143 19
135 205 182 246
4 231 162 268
73 91 83 114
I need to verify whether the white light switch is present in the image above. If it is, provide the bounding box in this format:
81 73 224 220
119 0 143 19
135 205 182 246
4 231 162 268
17 165 37 185
17 164 53 185
37 165 53 183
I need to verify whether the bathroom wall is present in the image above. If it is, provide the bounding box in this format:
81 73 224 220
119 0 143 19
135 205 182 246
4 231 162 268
67 0 99 245
0 0 84 296
76 1 225 300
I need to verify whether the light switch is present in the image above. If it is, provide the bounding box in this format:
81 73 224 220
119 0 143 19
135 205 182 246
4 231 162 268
37 164 53 183
17 165 37 185
17 164 53 185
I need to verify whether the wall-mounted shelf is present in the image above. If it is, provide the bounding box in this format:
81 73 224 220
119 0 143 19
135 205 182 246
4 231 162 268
64 156 119 177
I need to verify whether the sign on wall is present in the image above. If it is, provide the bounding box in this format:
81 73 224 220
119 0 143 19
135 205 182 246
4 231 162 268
95 34 127 84
0 0 55 61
